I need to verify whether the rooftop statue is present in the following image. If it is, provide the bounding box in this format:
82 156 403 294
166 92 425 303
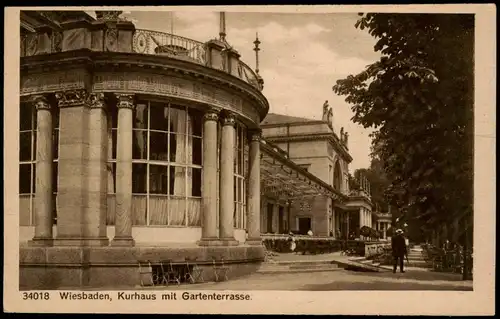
327 107 333 128
322 100 329 121
345 132 349 147
340 127 344 142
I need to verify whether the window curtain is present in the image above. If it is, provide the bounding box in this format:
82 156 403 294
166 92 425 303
134 105 148 159
169 108 194 225
149 195 168 225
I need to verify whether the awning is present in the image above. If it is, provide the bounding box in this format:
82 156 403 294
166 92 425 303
260 139 346 202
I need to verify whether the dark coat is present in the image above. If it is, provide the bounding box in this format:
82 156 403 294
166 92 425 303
391 234 408 257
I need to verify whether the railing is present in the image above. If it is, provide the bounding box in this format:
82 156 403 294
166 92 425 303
261 234 383 256
21 26 263 91
132 29 207 65
422 244 473 277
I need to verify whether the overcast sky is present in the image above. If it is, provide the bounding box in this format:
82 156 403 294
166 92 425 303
89 10 381 171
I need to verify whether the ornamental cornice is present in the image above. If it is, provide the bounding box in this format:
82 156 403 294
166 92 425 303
346 196 374 209
20 50 269 121
265 133 353 163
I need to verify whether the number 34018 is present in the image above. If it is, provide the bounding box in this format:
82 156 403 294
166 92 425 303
22 292 50 300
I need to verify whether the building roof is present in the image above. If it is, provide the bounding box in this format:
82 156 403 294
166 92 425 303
260 138 346 202
261 113 319 126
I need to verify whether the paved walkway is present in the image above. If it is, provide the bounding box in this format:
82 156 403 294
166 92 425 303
143 251 471 291
158 269 472 291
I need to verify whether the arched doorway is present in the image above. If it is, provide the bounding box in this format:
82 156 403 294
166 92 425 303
333 160 342 192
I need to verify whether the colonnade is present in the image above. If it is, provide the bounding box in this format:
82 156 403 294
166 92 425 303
27 91 261 247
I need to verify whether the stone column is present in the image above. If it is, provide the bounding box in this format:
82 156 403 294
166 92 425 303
359 208 364 228
85 93 109 244
53 90 109 246
29 95 53 246
111 94 135 246
198 109 220 246
54 90 90 245
331 204 336 237
246 129 262 245
218 112 238 245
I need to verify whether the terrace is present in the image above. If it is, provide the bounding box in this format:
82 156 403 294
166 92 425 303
20 11 263 92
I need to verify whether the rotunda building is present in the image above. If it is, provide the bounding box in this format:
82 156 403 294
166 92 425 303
19 10 268 289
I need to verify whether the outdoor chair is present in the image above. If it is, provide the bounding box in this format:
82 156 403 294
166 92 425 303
138 260 155 287
212 258 230 282
161 260 181 285
184 257 204 284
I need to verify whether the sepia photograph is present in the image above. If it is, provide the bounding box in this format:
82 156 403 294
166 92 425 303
4 5 495 315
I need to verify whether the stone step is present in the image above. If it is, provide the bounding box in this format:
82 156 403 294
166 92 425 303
257 265 342 274
289 263 338 270
258 260 339 272
344 260 386 273
258 265 290 271
270 260 334 266
409 252 423 256
347 256 433 271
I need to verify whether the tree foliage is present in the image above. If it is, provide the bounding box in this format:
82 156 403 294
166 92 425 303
351 157 391 212
333 14 474 230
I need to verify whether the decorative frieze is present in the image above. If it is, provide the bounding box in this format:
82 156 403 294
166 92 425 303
92 72 260 123
51 31 63 53
25 33 39 56
21 70 88 96
55 89 88 107
21 69 261 124
105 28 118 52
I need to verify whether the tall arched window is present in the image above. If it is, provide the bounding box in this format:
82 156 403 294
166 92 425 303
19 101 36 226
333 160 342 191
19 100 59 226
107 101 203 227
233 123 247 229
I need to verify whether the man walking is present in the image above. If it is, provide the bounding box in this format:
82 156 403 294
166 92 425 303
391 229 408 273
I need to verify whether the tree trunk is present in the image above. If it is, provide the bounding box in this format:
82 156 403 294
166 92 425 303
462 224 467 280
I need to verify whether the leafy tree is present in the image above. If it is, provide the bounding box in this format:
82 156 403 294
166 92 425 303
333 14 474 241
348 173 360 191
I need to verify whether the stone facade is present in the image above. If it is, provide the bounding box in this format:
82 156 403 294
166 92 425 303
18 11 269 289
261 112 374 238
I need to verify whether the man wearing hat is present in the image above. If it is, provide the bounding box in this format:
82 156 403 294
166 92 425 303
391 229 408 273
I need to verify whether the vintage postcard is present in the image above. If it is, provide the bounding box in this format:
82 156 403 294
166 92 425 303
3 4 495 315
